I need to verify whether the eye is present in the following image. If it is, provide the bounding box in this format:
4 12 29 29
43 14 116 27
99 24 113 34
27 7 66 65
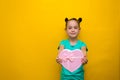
67 26 72 29
74 26 78 29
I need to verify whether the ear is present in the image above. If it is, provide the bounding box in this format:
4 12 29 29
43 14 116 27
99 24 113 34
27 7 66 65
78 18 82 23
65 18 68 22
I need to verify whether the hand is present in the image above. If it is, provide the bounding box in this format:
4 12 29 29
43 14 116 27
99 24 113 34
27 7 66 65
81 56 88 64
56 57 62 64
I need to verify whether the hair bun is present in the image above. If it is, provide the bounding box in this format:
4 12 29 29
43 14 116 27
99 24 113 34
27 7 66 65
65 18 68 22
78 18 82 23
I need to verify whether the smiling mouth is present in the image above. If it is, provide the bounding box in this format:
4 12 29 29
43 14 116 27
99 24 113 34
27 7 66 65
71 33 76 35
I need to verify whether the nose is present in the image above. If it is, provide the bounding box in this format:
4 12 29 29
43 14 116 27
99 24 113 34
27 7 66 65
71 28 75 32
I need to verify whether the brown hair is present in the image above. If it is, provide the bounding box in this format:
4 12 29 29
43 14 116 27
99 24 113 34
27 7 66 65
65 18 82 29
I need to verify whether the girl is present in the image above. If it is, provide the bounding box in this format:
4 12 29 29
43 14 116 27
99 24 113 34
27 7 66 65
56 18 88 80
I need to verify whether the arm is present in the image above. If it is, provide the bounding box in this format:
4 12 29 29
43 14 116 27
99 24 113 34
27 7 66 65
81 46 87 56
81 46 88 64
58 45 64 54
56 45 64 64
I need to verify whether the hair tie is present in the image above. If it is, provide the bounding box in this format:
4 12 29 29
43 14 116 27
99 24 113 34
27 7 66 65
65 18 68 22
78 18 82 23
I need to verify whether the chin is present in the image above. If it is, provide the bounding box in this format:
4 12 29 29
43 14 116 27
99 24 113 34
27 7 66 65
69 36 77 39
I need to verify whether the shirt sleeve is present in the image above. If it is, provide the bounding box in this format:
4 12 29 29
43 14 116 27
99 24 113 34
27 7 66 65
57 40 65 50
81 42 88 52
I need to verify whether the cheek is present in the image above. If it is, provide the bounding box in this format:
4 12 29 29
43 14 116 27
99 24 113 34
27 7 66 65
65 30 70 34
76 29 80 33
66 29 70 32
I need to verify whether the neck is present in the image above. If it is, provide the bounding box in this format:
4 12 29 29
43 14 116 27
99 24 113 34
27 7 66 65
69 37 78 42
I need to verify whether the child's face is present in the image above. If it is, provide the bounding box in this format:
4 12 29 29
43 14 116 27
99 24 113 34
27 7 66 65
66 20 80 39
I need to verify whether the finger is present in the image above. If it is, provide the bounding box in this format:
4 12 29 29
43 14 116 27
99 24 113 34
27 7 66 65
82 58 87 64
59 59 63 63
86 59 88 63
81 60 85 64
84 59 88 64
81 58 85 62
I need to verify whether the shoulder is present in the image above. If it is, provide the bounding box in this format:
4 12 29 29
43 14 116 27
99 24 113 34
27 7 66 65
78 40 87 47
59 39 69 44
78 40 86 44
58 39 68 50
78 40 88 51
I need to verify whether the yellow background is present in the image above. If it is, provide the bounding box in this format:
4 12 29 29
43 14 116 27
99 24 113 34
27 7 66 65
0 0 119 80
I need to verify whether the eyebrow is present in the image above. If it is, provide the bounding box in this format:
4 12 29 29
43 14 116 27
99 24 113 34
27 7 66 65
67 25 79 27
